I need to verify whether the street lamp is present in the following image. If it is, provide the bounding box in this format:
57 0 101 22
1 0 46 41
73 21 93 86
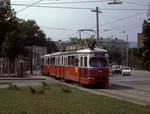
108 0 122 5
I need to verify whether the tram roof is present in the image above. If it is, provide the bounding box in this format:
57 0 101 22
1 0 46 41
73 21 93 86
42 48 107 57
76 48 107 53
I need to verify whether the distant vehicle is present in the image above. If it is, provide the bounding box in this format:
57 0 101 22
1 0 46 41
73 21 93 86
121 66 131 76
111 65 122 74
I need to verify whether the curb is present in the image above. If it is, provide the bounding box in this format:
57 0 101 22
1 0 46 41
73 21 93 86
0 77 46 80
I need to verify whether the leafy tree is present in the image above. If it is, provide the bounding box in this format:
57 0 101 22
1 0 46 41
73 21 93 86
17 20 47 47
46 38 58 53
0 6 17 57
142 20 150 69
68 37 97 50
1 31 25 61
104 46 122 64
0 5 58 60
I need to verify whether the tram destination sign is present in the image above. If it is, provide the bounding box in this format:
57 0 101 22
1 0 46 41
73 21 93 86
94 52 105 57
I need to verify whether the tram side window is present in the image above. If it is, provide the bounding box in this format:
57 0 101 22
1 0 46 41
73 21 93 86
46 58 48 65
58 57 60 66
80 57 83 67
56 58 58 66
62 56 63 66
44 58 46 64
51 57 55 65
84 57 87 67
68 56 70 66
71 56 74 66
59 57 62 66
55 58 57 65
68 56 74 66
66 57 68 66
75 56 79 67
48 58 50 65
64 57 66 66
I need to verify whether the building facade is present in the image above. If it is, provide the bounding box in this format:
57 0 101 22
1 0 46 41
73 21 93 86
137 33 145 49
137 20 150 49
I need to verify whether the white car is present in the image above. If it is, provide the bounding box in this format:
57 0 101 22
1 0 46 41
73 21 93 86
121 66 131 76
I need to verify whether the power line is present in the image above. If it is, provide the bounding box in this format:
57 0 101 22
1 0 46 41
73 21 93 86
112 24 141 36
12 4 148 11
123 1 148 7
41 26 75 31
89 12 145 30
12 0 111 5
100 18 142 32
100 8 148 11
32 0 111 5
102 22 141 33
13 4 92 10
12 0 148 7
101 12 145 26
16 0 43 13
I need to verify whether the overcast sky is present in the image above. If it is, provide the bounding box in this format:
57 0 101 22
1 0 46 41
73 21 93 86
11 0 150 42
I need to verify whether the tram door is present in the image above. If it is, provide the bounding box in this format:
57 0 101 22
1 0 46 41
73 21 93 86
60 56 64 79
79 56 88 82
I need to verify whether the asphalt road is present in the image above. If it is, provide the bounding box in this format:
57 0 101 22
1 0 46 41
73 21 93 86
110 70 150 87
96 70 150 105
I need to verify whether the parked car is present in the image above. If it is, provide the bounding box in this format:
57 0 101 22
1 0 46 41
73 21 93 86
121 66 131 76
111 65 122 74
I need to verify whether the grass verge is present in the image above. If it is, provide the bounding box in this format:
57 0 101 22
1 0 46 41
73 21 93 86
0 83 150 114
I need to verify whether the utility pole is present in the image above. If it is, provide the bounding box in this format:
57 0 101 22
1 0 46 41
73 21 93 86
126 35 128 66
91 7 102 41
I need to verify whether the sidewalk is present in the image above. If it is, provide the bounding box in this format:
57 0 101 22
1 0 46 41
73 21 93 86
133 69 150 73
0 72 46 80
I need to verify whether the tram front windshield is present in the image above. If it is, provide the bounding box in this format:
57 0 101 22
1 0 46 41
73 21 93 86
89 57 108 68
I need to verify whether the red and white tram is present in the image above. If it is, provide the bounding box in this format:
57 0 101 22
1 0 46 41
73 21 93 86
40 48 109 88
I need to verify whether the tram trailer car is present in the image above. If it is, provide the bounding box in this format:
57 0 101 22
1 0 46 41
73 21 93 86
40 48 109 88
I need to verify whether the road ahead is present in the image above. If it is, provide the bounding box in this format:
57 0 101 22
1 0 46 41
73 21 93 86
110 70 150 87
96 70 150 105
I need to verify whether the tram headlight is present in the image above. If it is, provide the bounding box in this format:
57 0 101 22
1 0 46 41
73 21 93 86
88 77 95 80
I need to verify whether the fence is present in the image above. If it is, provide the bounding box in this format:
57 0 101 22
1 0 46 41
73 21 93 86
0 58 29 77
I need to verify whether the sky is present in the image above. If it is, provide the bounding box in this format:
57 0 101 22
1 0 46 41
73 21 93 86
11 0 150 42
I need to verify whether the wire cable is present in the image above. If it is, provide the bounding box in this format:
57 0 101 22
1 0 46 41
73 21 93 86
101 12 145 26
122 1 148 7
12 0 111 5
13 4 93 10
12 4 148 11
112 24 141 36
16 0 43 13
12 0 149 7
